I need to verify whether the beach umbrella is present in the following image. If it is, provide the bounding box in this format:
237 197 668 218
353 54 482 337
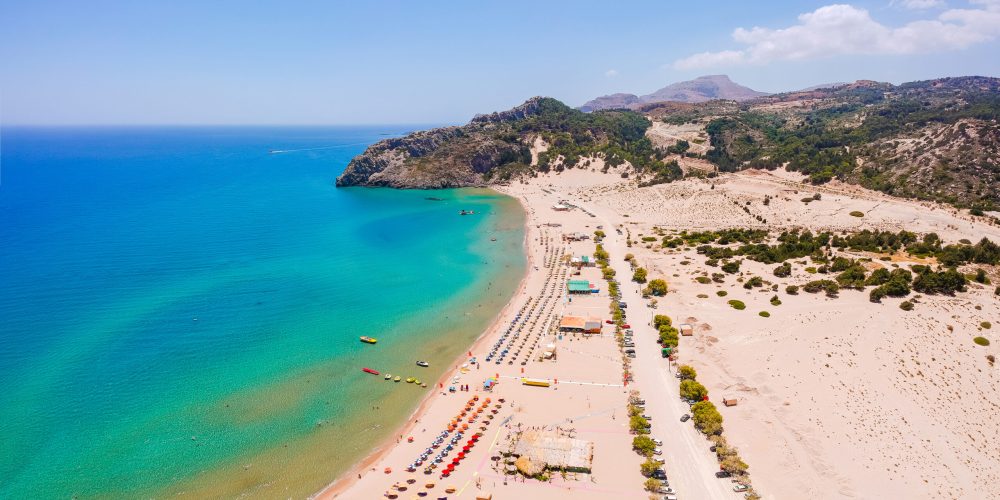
457 452 465 458
407 475 417 484
462 446 470 452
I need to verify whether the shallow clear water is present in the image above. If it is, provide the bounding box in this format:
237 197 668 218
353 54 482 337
0 126 525 497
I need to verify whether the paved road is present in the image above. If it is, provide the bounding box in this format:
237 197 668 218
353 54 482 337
579 199 736 500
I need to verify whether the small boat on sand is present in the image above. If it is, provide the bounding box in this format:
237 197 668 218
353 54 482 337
414 379 421 385
406 377 416 383
360 336 377 344
416 361 429 367
384 373 392 380
459 210 475 215
394 376 401 382
362 367 380 375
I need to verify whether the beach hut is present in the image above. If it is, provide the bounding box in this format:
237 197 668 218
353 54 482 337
567 280 591 294
558 315 603 334
723 397 738 407
679 323 694 336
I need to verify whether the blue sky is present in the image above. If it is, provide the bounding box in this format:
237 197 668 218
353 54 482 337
1 0 998 124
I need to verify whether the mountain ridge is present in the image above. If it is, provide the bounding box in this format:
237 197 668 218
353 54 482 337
580 75 768 112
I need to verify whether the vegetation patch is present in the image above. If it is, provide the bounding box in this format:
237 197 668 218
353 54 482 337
982 321 992 329
849 211 865 217
728 300 746 310
717 290 728 297
974 336 990 346
759 311 770 318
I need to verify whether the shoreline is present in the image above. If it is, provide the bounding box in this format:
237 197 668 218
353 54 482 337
313 187 534 499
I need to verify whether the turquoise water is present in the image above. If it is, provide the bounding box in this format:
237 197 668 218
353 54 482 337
0 127 526 497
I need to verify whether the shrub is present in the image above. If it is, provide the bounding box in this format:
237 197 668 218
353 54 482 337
728 300 746 310
678 365 698 380
982 321 992 329
849 211 864 217
721 260 741 274
996 286 1000 296
773 262 792 278
630 415 650 434
786 285 799 295
679 379 708 401
717 290 728 297
805 267 817 274
696 276 711 284
711 273 726 283
974 336 990 346
743 276 764 289
770 295 782 306
975 269 990 284
633 267 648 283
803 279 839 297
900 301 914 311
759 311 770 317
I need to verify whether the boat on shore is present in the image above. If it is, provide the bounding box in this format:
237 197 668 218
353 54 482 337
360 336 377 344
384 373 392 380
394 376 401 382
362 367 380 375
459 210 475 215
406 377 416 383
416 361 429 367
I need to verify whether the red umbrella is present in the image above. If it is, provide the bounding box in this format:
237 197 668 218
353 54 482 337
471 435 480 441
462 446 471 452
458 452 465 458
452 458 460 464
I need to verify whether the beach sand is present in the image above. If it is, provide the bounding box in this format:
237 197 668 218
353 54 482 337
316 166 999 500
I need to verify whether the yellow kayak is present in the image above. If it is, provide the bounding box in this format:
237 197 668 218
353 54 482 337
406 377 415 383
359 336 377 344
394 376 401 382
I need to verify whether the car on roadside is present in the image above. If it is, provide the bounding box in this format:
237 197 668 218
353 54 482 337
642 414 652 421
623 343 635 348
652 438 663 446
662 494 678 500
658 485 675 494
651 469 667 480
652 447 662 455
622 324 631 329
680 414 690 422
605 319 614 324
715 470 732 478
734 484 749 492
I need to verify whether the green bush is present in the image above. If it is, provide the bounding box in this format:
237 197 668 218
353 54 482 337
645 279 668 296
632 435 656 456
678 365 698 380
770 295 782 306
679 379 708 401
805 267 817 274
900 301 914 311
640 458 659 477
644 478 662 492
743 276 764 289
849 211 865 217
982 321 992 329
690 400 724 435
727 300 746 310
773 262 792 278
653 315 672 328
632 267 648 283
786 285 799 295
974 336 990 346
721 260 741 274
696 276 711 284
759 311 770 317
717 290 728 297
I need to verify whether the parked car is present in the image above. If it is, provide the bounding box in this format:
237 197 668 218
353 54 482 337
651 469 667 480
624 343 635 348
680 414 690 422
619 301 627 308
622 324 631 329
652 438 663 446
605 319 614 324
715 470 732 478
658 486 675 495
734 484 749 492
662 494 678 500
709 444 718 452
653 447 662 455
642 414 652 421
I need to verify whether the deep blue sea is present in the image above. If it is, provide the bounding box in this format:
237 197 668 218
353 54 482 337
0 126 526 498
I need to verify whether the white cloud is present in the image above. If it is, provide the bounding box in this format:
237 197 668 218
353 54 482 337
895 0 946 9
674 2 1000 69
604 69 619 77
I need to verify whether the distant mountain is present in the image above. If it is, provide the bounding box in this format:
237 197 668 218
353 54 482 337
580 75 768 111
795 82 849 92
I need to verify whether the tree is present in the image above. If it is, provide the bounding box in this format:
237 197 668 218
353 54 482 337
594 230 606 240
633 267 648 283
785 285 799 294
630 415 650 434
678 365 697 380
679 379 708 401
640 458 660 477
721 454 749 475
632 435 656 456
645 278 668 296
691 400 724 435
602 266 616 280
653 315 672 329
659 325 679 348
644 478 662 493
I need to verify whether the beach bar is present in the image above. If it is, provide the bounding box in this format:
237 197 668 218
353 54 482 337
558 315 603 334
567 280 593 294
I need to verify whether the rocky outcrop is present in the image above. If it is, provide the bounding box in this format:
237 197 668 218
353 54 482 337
336 100 541 188
578 93 640 112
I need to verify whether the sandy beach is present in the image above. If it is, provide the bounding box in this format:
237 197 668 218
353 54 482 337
316 166 999 500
